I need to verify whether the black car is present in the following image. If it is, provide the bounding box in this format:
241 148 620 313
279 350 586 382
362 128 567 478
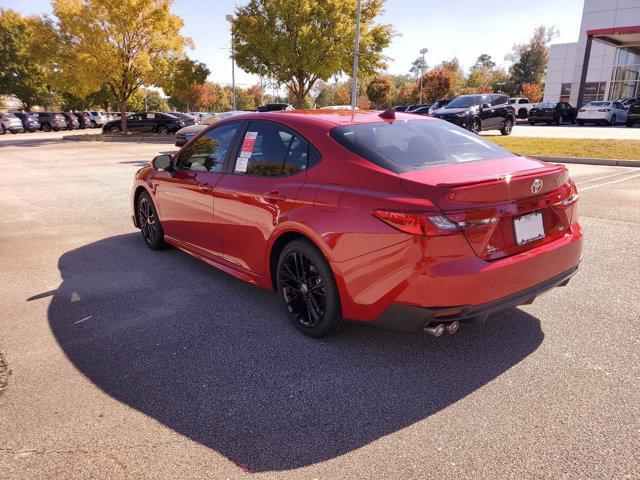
36 112 68 132
167 112 197 126
393 105 410 112
74 112 91 129
257 103 293 112
626 98 640 127
429 99 453 114
405 103 431 112
13 112 41 132
433 94 516 135
60 112 80 130
528 102 578 125
407 105 433 116
102 112 185 134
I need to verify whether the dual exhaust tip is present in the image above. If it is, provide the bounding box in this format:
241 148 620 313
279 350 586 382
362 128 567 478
424 320 459 337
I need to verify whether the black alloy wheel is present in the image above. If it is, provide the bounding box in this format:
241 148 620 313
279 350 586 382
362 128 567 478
42 124 51 132
501 117 514 135
157 125 170 135
277 240 342 337
556 115 564 125
469 118 481 135
137 192 167 250
109 125 121 133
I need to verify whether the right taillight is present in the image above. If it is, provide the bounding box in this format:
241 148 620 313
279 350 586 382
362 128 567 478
372 210 459 236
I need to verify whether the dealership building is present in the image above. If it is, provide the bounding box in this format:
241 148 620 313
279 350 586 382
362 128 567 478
543 0 640 106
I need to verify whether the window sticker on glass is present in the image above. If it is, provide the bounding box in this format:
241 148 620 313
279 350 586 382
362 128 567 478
147 113 154 119
235 157 249 173
240 131 258 158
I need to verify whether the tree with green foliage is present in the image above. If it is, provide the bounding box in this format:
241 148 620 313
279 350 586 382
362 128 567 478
0 9 52 110
127 88 168 111
48 0 189 132
506 26 558 95
163 58 210 110
366 75 394 108
473 54 496 70
231 0 393 109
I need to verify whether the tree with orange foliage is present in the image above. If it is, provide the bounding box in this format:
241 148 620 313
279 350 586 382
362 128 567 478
416 69 456 103
520 83 543 103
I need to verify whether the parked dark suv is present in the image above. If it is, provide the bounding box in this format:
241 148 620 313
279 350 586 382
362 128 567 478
528 102 578 125
102 112 185 134
257 103 294 112
13 112 41 132
626 98 640 127
433 94 515 135
36 112 68 132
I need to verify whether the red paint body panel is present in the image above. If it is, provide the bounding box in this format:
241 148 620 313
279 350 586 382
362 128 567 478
132 110 584 327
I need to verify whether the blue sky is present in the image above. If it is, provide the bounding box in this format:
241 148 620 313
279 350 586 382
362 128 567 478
3 0 584 89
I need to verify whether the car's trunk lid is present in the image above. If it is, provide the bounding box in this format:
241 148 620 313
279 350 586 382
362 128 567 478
400 157 577 260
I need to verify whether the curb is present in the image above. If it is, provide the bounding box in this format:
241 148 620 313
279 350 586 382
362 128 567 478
532 155 640 168
62 134 173 144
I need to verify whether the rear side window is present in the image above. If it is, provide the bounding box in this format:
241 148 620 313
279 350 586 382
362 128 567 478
232 121 309 176
330 119 513 174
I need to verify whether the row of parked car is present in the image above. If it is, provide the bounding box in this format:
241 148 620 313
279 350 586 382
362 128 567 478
392 95 640 133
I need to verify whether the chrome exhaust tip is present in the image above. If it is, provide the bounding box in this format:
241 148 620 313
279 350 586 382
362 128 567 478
424 323 445 337
446 320 460 334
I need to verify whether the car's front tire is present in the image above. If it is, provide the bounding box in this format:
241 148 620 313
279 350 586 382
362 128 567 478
157 125 170 135
277 239 343 338
501 117 514 135
469 118 481 135
137 191 167 250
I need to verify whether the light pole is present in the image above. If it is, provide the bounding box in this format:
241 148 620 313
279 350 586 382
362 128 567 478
350 0 362 109
496 82 506 93
418 48 428 104
226 14 237 110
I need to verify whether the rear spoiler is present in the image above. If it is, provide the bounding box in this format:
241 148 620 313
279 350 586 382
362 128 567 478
436 165 565 188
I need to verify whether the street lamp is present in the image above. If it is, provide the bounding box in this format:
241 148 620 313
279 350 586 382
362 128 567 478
226 14 237 110
496 82 506 93
418 48 428 104
350 0 362 110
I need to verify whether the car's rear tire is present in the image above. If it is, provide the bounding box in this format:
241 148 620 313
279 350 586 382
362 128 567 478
501 117 514 135
109 125 120 133
42 124 51 132
469 118 481 135
157 125 170 135
276 239 343 338
556 115 564 126
136 191 167 250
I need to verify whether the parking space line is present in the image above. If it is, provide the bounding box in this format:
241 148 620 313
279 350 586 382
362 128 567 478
580 171 640 192
575 169 636 185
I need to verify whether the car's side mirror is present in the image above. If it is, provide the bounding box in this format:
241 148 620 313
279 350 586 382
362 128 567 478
152 154 173 171
482 103 492 110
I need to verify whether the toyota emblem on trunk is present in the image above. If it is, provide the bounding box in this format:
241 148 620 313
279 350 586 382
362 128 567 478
531 179 543 194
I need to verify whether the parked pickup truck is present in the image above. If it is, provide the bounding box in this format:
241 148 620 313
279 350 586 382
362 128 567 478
509 97 538 119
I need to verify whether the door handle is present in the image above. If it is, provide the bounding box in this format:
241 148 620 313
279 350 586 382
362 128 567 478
262 191 286 202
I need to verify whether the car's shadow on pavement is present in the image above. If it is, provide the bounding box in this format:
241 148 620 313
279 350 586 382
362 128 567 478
33 233 544 473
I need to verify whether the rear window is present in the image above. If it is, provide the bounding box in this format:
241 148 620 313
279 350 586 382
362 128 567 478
330 119 513 174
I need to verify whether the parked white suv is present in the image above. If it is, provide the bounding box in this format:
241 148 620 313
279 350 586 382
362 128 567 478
84 111 108 128
509 98 538 119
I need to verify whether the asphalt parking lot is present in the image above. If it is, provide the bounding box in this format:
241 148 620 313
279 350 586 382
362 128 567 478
0 140 638 479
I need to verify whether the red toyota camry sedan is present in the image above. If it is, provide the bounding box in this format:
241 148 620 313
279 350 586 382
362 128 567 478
131 110 583 338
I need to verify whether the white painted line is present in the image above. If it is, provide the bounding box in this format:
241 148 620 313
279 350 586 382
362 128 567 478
576 169 636 185
580 172 640 192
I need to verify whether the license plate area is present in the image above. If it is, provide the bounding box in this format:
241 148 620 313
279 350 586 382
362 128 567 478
513 212 545 246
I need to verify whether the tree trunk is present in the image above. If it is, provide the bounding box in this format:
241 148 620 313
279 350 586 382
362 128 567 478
120 101 127 134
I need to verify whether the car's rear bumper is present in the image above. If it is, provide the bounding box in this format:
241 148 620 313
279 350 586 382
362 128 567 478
335 223 584 326
372 266 578 333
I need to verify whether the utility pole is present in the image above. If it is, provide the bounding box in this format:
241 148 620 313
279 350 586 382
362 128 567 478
418 48 428 104
350 0 362 109
226 15 237 110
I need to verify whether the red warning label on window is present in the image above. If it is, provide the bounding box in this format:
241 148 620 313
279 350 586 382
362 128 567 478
240 131 257 158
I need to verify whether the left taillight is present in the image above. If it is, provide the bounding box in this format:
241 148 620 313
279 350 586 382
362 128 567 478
371 209 459 236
